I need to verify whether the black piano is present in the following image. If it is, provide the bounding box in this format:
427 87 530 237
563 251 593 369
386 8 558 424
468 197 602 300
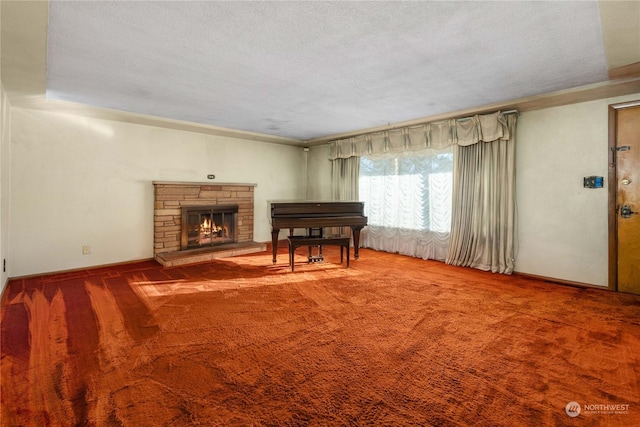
270 201 368 263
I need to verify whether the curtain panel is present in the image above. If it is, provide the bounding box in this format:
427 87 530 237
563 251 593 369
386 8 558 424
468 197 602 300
329 157 360 237
330 157 360 201
328 111 511 160
445 114 517 274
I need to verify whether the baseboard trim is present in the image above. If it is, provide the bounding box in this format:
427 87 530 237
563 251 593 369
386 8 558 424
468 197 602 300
8 257 156 281
513 271 608 290
7 255 610 293
8 243 279 281
0 276 9 300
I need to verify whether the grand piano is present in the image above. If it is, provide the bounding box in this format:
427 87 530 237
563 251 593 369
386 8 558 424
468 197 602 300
270 201 368 263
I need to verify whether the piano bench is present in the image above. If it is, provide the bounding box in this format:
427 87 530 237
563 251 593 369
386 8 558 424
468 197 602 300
287 236 350 272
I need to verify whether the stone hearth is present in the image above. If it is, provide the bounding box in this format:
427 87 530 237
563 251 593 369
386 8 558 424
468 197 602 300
153 181 265 266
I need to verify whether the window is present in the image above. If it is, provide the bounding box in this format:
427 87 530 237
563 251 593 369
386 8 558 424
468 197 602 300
358 146 453 260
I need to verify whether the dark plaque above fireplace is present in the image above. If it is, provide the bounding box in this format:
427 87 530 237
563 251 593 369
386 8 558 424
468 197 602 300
181 205 238 250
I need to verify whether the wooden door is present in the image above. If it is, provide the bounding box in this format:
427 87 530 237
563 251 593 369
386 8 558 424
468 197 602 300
610 102 640 294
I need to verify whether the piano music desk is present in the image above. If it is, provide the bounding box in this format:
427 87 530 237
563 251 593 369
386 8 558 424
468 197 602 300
287 236 350 271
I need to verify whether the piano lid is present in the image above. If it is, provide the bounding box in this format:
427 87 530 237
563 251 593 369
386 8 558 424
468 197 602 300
268 200 365 224
268 199 362 205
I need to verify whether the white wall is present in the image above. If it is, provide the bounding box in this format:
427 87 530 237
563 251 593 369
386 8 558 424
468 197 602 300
10 107 306 277
516 93 639 286
306 143 332 200
1 82 11 289
306 93 640 286
9 93 640 281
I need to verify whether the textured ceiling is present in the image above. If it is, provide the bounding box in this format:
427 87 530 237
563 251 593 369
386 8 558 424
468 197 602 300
45 1 612 141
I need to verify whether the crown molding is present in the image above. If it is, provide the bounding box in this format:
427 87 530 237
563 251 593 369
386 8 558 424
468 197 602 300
13 97 304 146
304 76 640 145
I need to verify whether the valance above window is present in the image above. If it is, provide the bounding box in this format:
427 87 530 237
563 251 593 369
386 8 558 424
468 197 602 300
328 111 513 160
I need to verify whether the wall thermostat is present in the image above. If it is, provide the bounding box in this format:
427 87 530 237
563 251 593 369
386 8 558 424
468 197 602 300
583 176 603 188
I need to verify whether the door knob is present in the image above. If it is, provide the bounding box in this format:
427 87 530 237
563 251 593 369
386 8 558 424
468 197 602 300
620 205 638 218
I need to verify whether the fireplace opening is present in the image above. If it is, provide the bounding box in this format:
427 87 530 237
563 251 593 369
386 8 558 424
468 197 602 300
181 205 238 250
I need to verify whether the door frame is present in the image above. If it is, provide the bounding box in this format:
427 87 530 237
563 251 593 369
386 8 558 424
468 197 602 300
608 100 640 291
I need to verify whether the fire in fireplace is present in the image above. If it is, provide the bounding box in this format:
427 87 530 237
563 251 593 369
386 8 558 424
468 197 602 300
181 205 238 250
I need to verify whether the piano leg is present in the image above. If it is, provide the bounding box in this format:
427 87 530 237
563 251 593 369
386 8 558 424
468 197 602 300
352 226 364 259
271 229 280 263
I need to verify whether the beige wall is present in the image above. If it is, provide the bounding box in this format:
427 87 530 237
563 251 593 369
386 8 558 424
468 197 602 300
6 92 640 283
307 93 640 286
516 93 639 286
9 107 306 277
1 82 11 289
306 143 332 201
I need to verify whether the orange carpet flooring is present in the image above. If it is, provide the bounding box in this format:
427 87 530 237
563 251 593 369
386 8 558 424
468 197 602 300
2 247 640 426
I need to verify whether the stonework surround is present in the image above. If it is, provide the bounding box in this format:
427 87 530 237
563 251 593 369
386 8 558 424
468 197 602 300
153 182 256 258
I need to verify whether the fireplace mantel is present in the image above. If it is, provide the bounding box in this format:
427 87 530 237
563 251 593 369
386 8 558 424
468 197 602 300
152 181 257 187
153 182 264 266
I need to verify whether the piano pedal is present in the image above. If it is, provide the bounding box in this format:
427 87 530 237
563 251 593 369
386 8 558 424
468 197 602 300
308 255 325 263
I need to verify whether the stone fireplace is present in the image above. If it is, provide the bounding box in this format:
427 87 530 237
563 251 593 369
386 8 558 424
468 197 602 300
153 182 265 266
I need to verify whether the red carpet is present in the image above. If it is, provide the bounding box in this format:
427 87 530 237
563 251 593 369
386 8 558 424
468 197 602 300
2 247 639 426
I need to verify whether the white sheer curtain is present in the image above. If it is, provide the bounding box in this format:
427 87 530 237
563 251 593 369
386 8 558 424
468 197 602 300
359 147 453 261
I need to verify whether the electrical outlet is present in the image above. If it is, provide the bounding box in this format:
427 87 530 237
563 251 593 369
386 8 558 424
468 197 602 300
82 245 91 255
